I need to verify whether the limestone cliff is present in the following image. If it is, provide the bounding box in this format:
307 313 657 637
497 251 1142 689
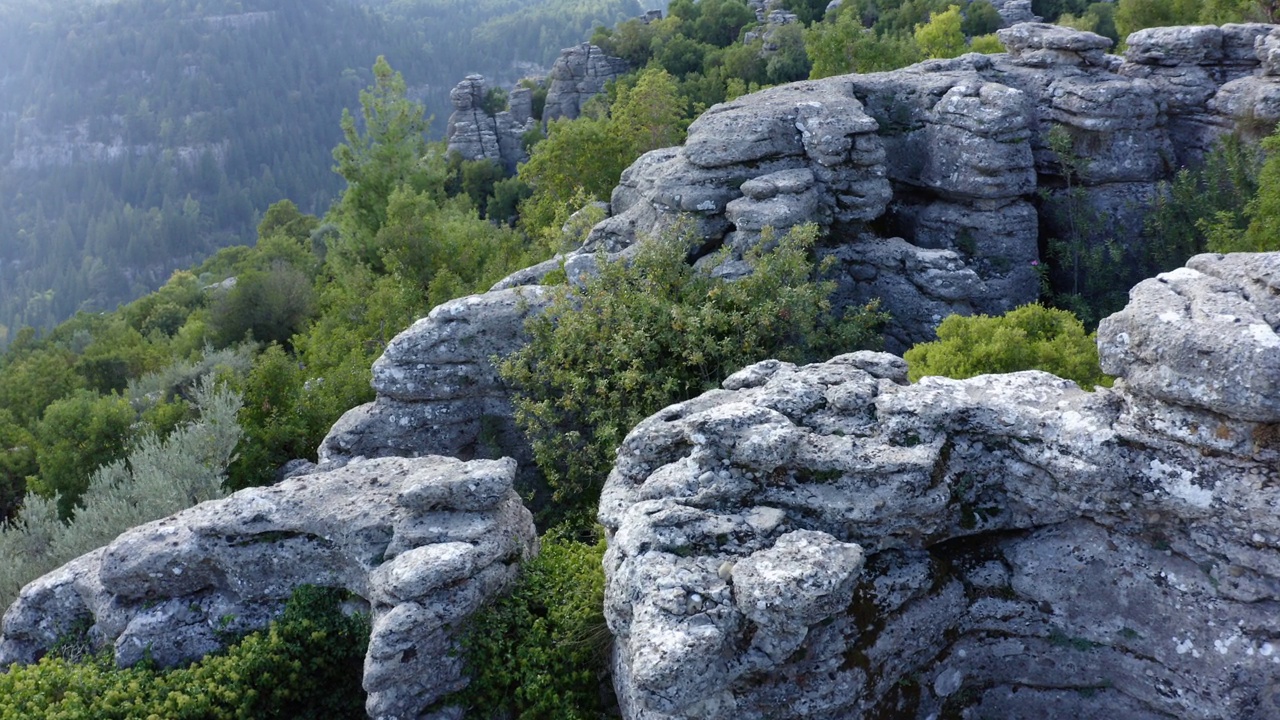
599 251 1280 719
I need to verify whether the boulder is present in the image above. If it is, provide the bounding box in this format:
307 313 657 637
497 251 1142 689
318 286 552 505
1098 252 1280 422
0 455 539 720
601 251 1280 720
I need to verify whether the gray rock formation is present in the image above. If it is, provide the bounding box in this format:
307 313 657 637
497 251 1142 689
445 74 536 173
1123 23 1280 165
600 251 1280 720
542 43 630 122
318 287 552 504
361 23 1280 487
580 22 1280 351
0 455 538 720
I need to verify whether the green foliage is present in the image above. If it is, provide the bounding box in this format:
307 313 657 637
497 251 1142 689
904 304 1113 389
1143 133 1262 266
612 68 689 155
0 377 241 609
453 537 608 720
805 9 923 79
519 67 689 240
481 86 509 116
0 585 369 720
226 345 327 491
499 225 885 531
961 0 1003 36
30 390 135 519
0 410 37 523
1040 124 1135 327
330 57 442 271
208 261 316 349
0 347 85 425
121 270 205 339
1114 0 1203 38
1207 129 1280 252
258 200 322 247
969 33 1005 53
915 5 967 59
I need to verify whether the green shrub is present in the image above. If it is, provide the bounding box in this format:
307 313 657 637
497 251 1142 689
498 224 885 532
1202 128 1280 252
452 537 608 720
0 585 369 720
1144 133 1261 267
904 303 1112 389
0 377 241 609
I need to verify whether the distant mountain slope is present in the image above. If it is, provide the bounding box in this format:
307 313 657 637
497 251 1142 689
0 0 639 338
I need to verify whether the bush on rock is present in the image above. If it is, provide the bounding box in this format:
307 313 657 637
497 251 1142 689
905 303 1112 389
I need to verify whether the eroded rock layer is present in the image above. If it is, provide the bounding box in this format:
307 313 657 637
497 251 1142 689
600 251 1280 720
0 455 538 720
584 22 1280 351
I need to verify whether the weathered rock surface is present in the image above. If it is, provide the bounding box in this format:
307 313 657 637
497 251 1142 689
318 286 551 503
0 455 538 720
575 22 1280 352
445 74 536 173
601 251 1280 720
1098 251 1280 421
400 23 1280 483
542 43 630 122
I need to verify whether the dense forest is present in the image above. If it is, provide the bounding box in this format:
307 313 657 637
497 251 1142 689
0 0 642 337
1 0 1280 716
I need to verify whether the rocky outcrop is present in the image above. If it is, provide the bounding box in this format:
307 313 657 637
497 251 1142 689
382 22 1280 487
542 43 630 122
989 0 1039 26
0 455 538 720
318 286 551 503
600 250 1280 719
445 74 536 173
579 22 1280 351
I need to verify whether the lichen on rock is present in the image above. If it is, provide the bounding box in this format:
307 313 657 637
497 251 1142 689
601 252 1280 720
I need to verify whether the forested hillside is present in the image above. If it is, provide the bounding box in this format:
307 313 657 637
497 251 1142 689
0 0 641 337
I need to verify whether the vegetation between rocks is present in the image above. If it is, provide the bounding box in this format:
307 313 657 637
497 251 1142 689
0 585 369 720
499 225 887 533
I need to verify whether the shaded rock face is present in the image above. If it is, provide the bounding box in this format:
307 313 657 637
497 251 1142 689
600 251 1280 720
319 286 552 505
584 22 1280 351
0 455 538 720
542 43 630 122
445 74 536 173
